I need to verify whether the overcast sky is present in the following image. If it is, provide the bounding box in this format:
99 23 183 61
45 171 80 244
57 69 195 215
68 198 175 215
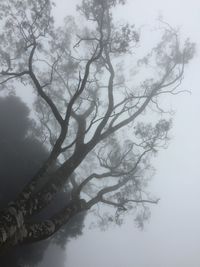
38 1 200 266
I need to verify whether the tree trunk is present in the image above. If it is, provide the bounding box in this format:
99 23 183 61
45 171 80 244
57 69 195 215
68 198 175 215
0 199 86 253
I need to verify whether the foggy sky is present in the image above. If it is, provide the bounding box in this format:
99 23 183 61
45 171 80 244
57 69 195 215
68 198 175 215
38 0 200 266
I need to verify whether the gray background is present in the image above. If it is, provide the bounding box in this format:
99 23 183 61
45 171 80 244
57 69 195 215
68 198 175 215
38 1 200 266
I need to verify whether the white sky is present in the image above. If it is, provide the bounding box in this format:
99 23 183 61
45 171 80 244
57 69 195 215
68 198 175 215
39 1 200 266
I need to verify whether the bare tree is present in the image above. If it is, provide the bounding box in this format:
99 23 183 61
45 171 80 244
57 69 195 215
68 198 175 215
0 0 195 253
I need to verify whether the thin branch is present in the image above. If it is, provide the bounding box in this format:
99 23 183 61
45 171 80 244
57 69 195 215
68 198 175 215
100 197 159 209
0 71 29 85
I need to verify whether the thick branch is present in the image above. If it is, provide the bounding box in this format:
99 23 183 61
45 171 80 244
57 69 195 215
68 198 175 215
28 44 64 127
0 199 86 249
21 199 86 244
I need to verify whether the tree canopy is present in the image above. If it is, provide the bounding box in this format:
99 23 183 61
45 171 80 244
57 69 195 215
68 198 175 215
0 0 195 252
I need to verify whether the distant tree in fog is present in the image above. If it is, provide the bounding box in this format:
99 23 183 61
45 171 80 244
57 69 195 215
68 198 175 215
0 96 85 266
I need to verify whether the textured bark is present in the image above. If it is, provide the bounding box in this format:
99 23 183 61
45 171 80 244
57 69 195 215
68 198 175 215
0 142 93 250
0 199 86 252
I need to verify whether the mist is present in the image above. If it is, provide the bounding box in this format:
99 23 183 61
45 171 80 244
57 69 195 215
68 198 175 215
0 0 200 267
49 1 200 266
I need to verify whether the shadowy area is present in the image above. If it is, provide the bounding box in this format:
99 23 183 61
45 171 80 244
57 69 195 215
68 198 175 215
0 95 85 266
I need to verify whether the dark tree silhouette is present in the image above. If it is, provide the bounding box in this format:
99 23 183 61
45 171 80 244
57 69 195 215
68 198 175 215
0 95 85 266
0 0 195 253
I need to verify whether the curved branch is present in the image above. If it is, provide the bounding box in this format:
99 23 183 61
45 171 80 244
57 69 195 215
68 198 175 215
28 43 64 127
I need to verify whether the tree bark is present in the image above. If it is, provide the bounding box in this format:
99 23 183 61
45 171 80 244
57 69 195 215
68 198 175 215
0 199 86 252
